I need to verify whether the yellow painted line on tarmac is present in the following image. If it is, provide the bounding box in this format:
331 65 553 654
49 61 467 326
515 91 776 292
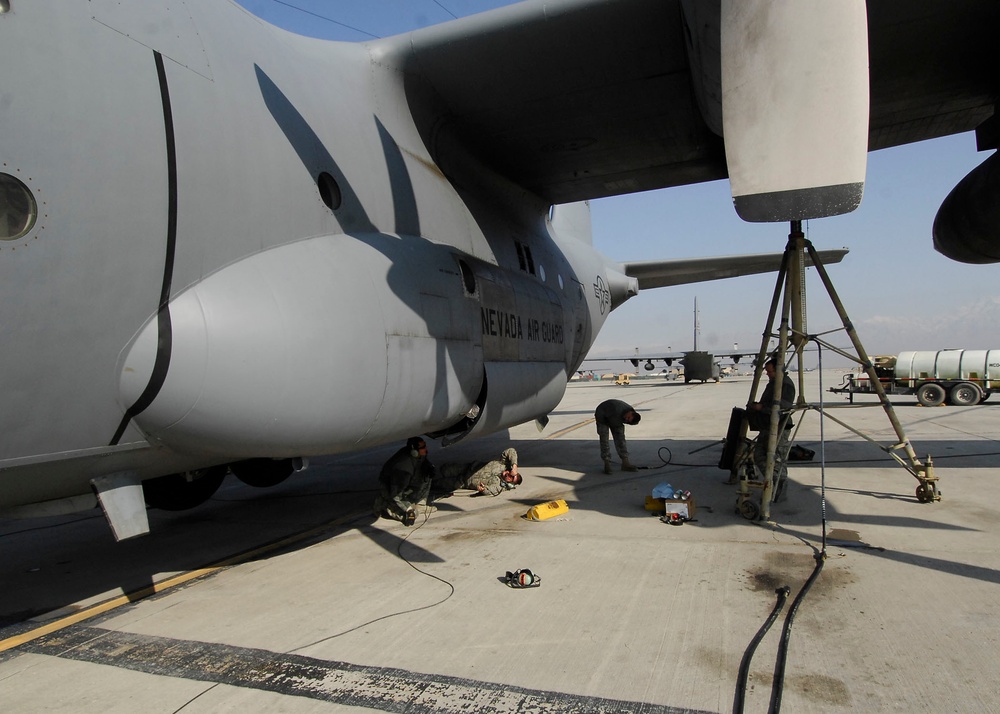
0 512 362 654
545 418 595 440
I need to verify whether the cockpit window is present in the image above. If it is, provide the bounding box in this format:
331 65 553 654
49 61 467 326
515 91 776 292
0 173 37 241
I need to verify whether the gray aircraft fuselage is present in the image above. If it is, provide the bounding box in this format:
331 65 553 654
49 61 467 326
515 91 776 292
0 1 635 518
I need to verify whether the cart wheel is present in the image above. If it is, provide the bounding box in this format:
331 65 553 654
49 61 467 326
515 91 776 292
738 498 760 520
915 483 936 503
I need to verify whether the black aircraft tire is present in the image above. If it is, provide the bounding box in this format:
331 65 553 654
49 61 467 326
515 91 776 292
143 466 227 511
916 383 947 407
231 458 295 488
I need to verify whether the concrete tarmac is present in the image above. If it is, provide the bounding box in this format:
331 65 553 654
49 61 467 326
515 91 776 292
2 371 999 712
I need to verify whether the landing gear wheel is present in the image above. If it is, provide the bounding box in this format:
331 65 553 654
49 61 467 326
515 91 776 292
737 498 760 520
915 482 937 503
231 458 295 488
949 382 981 407
916 383 946 407
143 465 227 511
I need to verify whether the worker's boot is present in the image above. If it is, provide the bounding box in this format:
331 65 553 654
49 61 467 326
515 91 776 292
621 458 638 472
603 459 612 474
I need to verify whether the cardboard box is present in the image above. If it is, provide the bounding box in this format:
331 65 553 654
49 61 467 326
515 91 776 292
645 496 696 519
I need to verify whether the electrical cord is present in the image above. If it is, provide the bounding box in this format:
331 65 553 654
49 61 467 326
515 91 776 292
731 341 832 713
733 586 790 714
289 503 454 654
768 552 824 713
765 340 830 713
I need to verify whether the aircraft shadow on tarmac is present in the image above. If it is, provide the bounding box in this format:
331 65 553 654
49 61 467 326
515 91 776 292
2 429 997 632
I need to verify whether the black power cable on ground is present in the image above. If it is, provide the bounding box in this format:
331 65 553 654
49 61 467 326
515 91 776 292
768 553 825 713
733 586 790 714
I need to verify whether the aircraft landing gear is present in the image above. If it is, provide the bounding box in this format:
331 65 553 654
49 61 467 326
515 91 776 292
142 465 227 511
230 457 299 488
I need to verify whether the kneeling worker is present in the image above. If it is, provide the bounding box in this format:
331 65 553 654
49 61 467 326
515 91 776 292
373 437 435 526
594 399 641 473
433 447 521 497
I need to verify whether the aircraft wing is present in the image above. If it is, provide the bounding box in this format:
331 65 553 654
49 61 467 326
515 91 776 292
375 0 998 206
624 248 847 290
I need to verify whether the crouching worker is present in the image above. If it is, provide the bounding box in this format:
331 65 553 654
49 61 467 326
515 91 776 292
433 447 521 497
373 437 435 526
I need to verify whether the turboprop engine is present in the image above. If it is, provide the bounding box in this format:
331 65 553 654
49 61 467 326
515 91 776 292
933 150 1000 264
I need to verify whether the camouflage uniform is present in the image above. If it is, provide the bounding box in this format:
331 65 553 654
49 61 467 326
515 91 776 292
373 445 435 522
434 448 519 496
751 371 795 500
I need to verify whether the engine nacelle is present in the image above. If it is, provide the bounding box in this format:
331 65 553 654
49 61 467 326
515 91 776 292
933 150 1000 264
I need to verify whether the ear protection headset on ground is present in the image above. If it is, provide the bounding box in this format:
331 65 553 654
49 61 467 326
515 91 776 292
504 569 541 588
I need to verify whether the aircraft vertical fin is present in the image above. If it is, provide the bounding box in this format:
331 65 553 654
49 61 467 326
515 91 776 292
550 201 592 245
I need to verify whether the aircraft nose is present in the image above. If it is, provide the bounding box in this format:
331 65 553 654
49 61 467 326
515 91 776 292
118 237 391 457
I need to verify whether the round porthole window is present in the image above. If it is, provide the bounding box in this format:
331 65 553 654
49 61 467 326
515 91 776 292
0 173 37 241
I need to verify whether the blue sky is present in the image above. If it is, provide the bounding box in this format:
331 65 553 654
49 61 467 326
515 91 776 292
235 0 998 365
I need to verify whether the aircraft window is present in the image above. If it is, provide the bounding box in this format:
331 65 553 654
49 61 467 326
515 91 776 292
0 173 37 241
317 171 342 211
538 264 546 281
514 241 535 275
458 259 477 294
558 274 564 290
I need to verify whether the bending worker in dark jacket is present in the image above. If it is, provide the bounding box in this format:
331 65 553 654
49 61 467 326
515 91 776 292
594 399 641 474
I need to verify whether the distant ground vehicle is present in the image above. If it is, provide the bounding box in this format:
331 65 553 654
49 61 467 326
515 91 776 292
681 351 721 383
830 350 998 406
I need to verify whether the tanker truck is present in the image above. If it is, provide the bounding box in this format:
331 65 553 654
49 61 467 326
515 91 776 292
830 350 998 406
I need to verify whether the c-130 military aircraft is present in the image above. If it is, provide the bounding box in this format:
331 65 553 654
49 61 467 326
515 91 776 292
1 1 995 538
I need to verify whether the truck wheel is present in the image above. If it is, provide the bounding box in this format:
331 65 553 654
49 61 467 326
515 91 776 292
949 382 982 407
916 383 946 407
979 392 991 404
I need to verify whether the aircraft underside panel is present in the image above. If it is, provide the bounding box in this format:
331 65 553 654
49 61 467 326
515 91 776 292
473 361 568 436
380 333 483 439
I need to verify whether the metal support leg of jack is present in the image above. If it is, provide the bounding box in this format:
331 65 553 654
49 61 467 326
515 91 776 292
735 221 939 521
